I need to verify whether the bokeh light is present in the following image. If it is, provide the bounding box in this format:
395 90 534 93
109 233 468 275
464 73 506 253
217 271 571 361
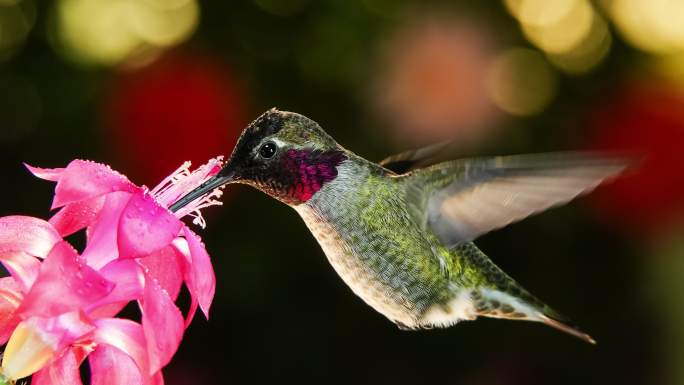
505 0 611 74
504 0 576 27
545 12 612 75
609 0 684 55
486 48 557 116
102 52 246 183
589 81 684 235
514 0 593 54
129 0 198 46
0 0 35 62
52 0 199 66
372 14 498 146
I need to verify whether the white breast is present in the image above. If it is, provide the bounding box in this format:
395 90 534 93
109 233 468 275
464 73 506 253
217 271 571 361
294 204 419 326
292 162 419 326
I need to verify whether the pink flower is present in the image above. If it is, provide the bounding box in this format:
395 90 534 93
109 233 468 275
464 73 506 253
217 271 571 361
27 158 223 322
0 158 225 384
0 234 155 384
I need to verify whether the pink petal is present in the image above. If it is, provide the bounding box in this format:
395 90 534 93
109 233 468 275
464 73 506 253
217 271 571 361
88 259 145 314
170 239 197 326
0 251 40 292
118 192 182 260
138 245 184 301
19 242 114 318
185 295 199 329
0 277 22 344
181 228 216 319
184 295 199 328
152 371 165 385
70 344 93 367
32 348 84 385
81 192 132 269
0 277 22 298
52 160 138 209
92 318 149 377
87 302 127 319
141 277 184 374
23 311 96 352
0 217 59 289
0 216 61 258
25 164 64 182
49 196 106 237
89 345 143 385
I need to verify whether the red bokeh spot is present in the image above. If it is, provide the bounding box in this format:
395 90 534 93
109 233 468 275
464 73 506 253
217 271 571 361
588 81 684 235
103 52 247 184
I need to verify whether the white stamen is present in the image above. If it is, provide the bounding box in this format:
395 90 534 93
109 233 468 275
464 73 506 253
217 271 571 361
150 161 193 200
152 157 225 228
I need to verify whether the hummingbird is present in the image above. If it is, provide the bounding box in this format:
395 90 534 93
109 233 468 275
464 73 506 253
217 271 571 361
170 109 628 344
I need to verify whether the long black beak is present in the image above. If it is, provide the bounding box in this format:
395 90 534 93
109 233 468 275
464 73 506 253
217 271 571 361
168 171 234 213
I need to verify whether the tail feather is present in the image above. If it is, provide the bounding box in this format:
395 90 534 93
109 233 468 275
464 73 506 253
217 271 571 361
454 243 596 344
473 288 596 344
540 311 596 344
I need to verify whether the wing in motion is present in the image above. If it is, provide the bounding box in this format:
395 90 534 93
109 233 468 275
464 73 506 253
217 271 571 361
379 142 451 174
400 152 632 247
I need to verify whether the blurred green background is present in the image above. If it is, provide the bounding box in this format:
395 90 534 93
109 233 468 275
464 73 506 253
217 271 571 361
2 0 684 384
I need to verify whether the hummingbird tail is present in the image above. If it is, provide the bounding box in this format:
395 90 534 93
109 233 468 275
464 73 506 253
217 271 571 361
539 308 596 345
442 243 596 343
471 287 596 344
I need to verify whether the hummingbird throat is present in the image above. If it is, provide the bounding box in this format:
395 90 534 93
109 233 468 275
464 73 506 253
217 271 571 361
278 148 347 204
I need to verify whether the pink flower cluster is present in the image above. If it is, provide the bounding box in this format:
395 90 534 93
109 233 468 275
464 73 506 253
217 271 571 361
0 158 224 385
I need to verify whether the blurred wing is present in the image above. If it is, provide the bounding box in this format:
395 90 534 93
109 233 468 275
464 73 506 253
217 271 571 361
403 153 630 247
379 142 450 174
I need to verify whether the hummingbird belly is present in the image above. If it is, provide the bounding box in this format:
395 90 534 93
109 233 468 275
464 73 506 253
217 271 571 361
295 206 422 326
292 161 454 328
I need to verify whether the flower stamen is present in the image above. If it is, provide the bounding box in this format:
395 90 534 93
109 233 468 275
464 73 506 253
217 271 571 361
151 157 225 228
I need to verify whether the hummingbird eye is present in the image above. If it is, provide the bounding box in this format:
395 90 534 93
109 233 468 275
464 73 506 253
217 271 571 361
258 141 277 159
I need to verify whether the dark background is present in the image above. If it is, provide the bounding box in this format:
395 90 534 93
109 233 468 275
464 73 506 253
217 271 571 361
2 1 684 384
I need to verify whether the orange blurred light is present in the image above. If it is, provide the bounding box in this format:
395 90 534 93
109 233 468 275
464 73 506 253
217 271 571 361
372 15 498 146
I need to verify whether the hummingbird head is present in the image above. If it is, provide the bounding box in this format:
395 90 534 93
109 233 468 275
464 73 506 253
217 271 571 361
169 109 348 211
